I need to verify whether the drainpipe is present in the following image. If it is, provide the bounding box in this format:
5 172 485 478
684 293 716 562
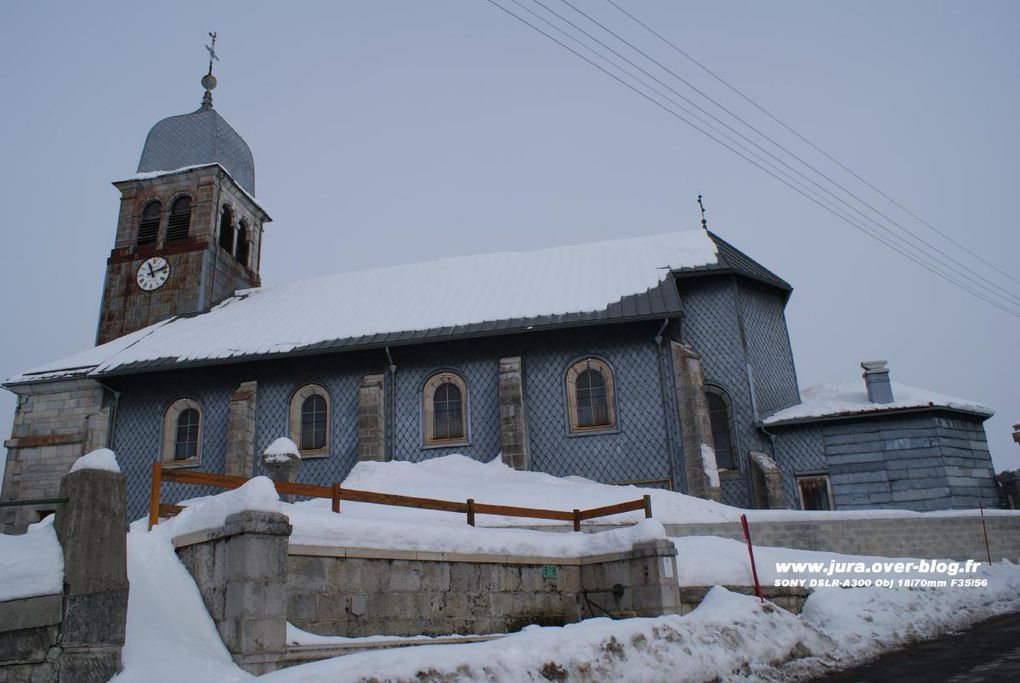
654 317 681 491
384 346 397 461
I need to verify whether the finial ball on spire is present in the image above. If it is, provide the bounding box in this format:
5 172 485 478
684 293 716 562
201 73 217 91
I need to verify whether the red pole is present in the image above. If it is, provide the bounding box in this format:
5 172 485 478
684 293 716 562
979 502 992 564
740 514 764 603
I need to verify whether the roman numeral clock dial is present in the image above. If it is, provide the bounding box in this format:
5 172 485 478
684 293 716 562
136 256 171 291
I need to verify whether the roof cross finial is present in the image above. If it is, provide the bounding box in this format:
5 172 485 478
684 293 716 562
200 32 219 110
697 194 709 231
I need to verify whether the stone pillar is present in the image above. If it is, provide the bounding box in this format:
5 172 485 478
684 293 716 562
749 451 787 509
54 468 128 683
670 342 721 501
219 511 291 674
225 381 258 478
357 373 386 462
580 539 681 618
498 357 530 470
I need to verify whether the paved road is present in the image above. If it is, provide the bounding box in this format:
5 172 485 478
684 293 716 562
816 612 1020 682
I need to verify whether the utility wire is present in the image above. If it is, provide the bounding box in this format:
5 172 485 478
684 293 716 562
550 0 1020 307
602 0 1020 289
483 0 1020 318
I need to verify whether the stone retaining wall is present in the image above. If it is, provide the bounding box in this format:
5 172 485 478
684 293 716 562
665 514 1020 561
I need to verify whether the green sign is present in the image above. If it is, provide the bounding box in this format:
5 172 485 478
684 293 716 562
542 564 558 580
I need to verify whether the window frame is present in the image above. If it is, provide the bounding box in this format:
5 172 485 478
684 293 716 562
797 475 835 511
288 384 331 458
422 371 469 448
137 199 162 247
162 398 203 468
704 384 739 472
165 194 193 242
565 357 617 435
235 220 250 267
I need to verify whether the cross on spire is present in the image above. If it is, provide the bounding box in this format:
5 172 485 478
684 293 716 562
206 32 220 76
697 194 709 230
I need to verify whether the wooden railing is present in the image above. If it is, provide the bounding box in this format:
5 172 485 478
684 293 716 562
148 462 652 532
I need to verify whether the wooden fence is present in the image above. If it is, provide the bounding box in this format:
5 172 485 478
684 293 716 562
148 462 652 532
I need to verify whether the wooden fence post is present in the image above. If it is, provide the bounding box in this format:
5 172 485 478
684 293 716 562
467 498 476 527
643 494 653 519
572 509 581 532
148 461 162 530
331 484 342 514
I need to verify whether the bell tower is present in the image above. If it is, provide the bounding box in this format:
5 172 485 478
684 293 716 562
96 37 271 344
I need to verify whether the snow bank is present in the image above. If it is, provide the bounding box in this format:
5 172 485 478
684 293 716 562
69 448 120 474
0 516 63 602
261 588 834 683
156 476 281 540
764 380 993 424
111 527 251 683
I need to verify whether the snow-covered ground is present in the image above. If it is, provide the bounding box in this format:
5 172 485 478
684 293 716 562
6 453 1020 681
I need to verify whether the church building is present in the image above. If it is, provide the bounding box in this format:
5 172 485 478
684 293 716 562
1 70 1001 532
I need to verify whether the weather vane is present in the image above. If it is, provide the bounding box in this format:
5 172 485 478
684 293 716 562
697 194 708 230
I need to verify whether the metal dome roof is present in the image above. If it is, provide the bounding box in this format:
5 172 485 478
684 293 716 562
136 100 255 195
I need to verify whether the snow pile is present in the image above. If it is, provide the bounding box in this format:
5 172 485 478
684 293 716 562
69 448 121 474
0 516 64 601
157 476 281 539
333 454 742 526
111 527 252 683
263 437 300 463
13 231 716 379
764 380 993 424
260 588 835 683
700 443 720 488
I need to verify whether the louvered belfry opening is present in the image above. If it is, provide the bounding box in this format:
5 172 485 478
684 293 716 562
235 221 250 267
218 205 235 254
166 196 192 241
137 201 161 246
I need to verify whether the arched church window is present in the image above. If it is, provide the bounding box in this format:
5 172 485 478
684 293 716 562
235 220 250 267
705 386 736 470
162 398 203 466
288 385 330 456
565 358 616 433
423 372 467 446
218 205 235 255
137 200 161 246
166 196 192 241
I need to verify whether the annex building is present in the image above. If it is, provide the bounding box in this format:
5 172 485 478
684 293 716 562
0 74 1002 532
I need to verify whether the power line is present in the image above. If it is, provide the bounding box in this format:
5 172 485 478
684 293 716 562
482 0 1020 318
602 0 1020 290
548 0 1020 308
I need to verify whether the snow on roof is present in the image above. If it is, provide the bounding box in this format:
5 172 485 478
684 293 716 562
762 380 993 425
7 230 716 382
119 162 269 216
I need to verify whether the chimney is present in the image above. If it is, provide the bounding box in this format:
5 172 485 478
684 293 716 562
861 360 894 404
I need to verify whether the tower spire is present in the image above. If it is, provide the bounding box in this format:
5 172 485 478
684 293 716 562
200 32 219 110
697 194 709 231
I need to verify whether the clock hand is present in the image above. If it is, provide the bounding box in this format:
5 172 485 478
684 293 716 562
147 263 155 278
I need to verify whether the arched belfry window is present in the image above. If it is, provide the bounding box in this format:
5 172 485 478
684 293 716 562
235 220 250 267
705 386 736 470
166 196 192 241
218 205 235 255
137 200 161 246
423 372 467 446
565 358 616 433
289 385 330 456
162 398 203 466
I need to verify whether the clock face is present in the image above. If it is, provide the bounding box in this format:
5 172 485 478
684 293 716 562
136 257 171 291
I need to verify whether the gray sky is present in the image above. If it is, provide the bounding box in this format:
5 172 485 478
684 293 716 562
1 1 1018 482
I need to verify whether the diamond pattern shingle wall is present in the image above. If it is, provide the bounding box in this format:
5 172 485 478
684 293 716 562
737 284 801 417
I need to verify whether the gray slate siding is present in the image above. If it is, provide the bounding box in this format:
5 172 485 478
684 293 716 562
108 322 683 521
736 283 800 417
771 424 827 506
679 277 797 508
773 413 999 511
